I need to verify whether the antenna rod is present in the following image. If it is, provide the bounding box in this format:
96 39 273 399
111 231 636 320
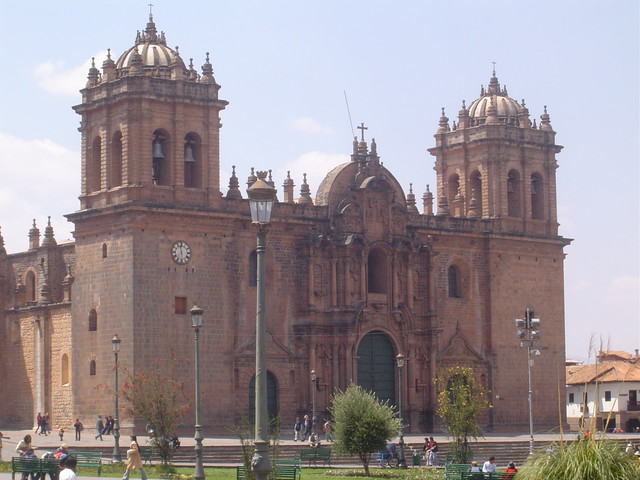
343 90 355 138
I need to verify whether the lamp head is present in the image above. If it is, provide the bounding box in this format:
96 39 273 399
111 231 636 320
311 369 316 381
190 305 204 328
247 171 277 224
112 334 121 352
396 353 405 368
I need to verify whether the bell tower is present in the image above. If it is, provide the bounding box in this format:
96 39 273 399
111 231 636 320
73 12 228 210
428 70 562 236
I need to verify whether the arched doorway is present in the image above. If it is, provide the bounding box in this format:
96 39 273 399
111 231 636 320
357 330 396 406
249 371 278 424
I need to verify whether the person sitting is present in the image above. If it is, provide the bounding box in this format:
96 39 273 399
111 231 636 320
502 462 518 479
55 444 69 460
169 435 180 449
468 461 481 472
483 456 497 473
308 432 321 447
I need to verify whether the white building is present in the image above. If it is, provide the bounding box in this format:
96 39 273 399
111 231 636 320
566 351 640 432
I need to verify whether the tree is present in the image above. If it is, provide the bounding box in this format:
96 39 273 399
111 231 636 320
435 365 491 463
329 383 401 476
120 353 190 466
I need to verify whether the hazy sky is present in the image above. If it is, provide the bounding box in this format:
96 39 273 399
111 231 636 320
0 1 638 361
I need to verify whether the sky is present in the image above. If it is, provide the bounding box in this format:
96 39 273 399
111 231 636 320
0 1 638 361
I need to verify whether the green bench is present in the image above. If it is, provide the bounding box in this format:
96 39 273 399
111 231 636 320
73 451 103 476
297 447 331 467
138 446 153 465
445 464 472 479
236 465 300 480
457 473 506 480
276 459 301 469
11 457 61 480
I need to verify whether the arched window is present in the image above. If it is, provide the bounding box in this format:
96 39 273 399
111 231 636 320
152 130 170 186
447 174 460 209
61 354 69 385
507 170 522 217
367 249 387 294
448 265 461 298
88 309 97 332
111 131 123 188
248 371 278 424
248 251 257 287
531 173 544 219
184 133 202 188
88 136 102 193
470 171 483 216
102 243 108 258
89 360 96 376
25 271 36 303
357 331 396 406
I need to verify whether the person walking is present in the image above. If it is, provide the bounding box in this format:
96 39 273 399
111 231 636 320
122 440 147 480
303 415 312 441
293 417 303 441
35 413 43 435
95 416 104 441
73 419 83 441
0 431 7 461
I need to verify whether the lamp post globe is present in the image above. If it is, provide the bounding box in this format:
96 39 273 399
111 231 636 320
396 353 407 469
111 334 122 463
247 172 276 480
191 305 205 480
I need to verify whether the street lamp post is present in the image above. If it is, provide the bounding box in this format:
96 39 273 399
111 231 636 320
111 334 122 463
515 308 541 456
396 353 407 469
191 305 205 480
247 171 277 480
311 370 317 434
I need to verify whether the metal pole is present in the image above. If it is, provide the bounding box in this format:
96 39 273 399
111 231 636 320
194 326 205 480
113 350 121 462
312 376 316 435
397 365 407 468
252 227 271 480
527 342 534 455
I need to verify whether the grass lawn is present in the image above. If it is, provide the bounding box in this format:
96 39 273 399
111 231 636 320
0 462 445 479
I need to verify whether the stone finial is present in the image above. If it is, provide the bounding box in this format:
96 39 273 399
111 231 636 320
282 171 295 204
422 185 434 215
406 184 419 214
188 58 198 80
226 165 242 199
297 173 313 205
102 48 116 81
467 189 481 219
0 226 6 255
486 97 499 125
247 167 257 188
201 52 215 83
370 138 377 156
86 57 100 87
453 187 465 217
41 216 57 247
517 98 531 128
436 107 450 134
540 105 553 131
29 219 40 251
437 195 450 216
457 100 469 129
267 169 275 188
130 47 143 75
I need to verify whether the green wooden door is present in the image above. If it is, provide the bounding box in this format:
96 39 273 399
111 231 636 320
357 330 396 406
249 371 279 424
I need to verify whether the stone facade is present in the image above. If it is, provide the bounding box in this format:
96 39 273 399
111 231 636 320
0 15 571 434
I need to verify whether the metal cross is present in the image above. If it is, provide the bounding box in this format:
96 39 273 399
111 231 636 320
492 61 496 75
357 122 368 142
148 3 154 16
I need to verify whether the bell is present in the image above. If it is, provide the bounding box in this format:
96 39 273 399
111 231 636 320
152 139 165 159
184 143 195 163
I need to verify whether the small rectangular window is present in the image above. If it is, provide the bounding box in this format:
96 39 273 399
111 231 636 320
604 391 611 402
175 297 187 314
568 393 574 403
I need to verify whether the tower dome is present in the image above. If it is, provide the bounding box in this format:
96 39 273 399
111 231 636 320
115 13 185 74
467 70 521 126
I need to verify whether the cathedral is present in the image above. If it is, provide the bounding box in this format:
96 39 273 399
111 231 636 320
0 14 571 434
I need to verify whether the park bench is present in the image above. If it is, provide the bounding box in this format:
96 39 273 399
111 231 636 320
138 446 153 465
276 459 301 469
73 451 103 476
375 450 396 467
444 464 472 479
236 465 300 480
456 473 505 480
297 447 331 467
11 457 61 480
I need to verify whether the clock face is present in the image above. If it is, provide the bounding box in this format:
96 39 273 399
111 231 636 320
171 241 192 265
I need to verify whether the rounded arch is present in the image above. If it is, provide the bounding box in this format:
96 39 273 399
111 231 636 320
447 173 460 208
248 371 279 424
111 131 123 188
367 247 388 294
507 169 522 217
89 360 97 376
88 135 102 193
152 129 171 186
447 259 469 299
531 172 545 219
469 170 483 216
25 270 37 303
184 132 202 188
357 330 397 406
61 353 70 385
